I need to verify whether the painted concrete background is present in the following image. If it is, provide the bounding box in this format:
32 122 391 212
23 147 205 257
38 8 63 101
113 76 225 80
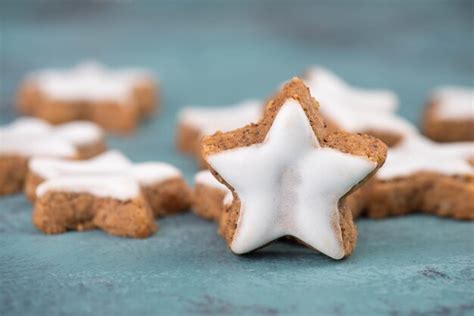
1 1 473 315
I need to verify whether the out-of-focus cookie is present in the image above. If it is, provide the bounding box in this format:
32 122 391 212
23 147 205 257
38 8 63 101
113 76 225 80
29 150 191 237
176 100 262 167
422 87 474 142
304 66 416 146
27 150 192 215
201 78 387 259
192 170 230 221
364 135 474 220
0 118 105 196
17 61 158 133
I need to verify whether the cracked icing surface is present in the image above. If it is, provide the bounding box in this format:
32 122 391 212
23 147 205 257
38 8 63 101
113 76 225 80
207 99 376 259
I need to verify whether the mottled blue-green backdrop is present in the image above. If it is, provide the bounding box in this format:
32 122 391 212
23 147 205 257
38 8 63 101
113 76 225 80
1 1 473 315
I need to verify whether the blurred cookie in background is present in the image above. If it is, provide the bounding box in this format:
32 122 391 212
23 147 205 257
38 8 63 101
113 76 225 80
304 66 416 147
422 86 474 142
17 61 158 133
0 117 106 196
176 99 262 167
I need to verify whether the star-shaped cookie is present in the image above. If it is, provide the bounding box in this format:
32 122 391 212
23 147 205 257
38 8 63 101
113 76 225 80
364 135 474 219
304 66 416 146
201 78 387 259
28 150 191 237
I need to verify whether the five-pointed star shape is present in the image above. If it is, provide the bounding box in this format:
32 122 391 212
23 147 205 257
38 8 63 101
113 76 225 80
207 98 377 259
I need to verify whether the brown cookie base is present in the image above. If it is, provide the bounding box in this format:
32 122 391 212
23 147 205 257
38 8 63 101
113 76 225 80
321 108 405 147
24 170 44 201
33 191 157 238
202 78 387 257
26 172 191 218
75 140 107 159
1 140 105 197
192 183 228 221
17 81 158 133
176 122 208 168
133 81 158 116
141 177 192 217
359 129 403 148
0 155 29 196
364 173 474 220
422 101 474 142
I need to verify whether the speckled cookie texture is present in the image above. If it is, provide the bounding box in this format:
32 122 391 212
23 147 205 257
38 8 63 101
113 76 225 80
17 62 158 133
422 87 474 142
34 191 156 238
0 118 105 196
176 100 262 167
28 151 192 238
201 78 387 259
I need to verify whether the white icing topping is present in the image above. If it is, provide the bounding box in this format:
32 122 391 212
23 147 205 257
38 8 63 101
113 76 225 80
31 150 184 199
321 101 417 135
36 176 141 200
304 66 415 136
194 170 229 192
178 99 262 136
0 118 103 157
377 134 474 179
431 86 474 119
28 61 153 102
305 66 398 113
223 191 233 206
207 99 377 259
53 121 104 146
30 151 131 179
1 117 52 135
130 163 181 185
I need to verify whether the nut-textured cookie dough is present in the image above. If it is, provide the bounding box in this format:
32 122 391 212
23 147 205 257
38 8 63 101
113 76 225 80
17 61 158 133
0 118 105 195
176 100 262 167
192 170 230 221
27 150 192 216
30 151 191 238
34 177 156 238
304 66 416 146
201 78 387 259
361 135 474 220
422 86 474 142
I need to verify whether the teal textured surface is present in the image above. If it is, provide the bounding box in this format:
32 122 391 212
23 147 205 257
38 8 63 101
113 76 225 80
1 1 473 315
